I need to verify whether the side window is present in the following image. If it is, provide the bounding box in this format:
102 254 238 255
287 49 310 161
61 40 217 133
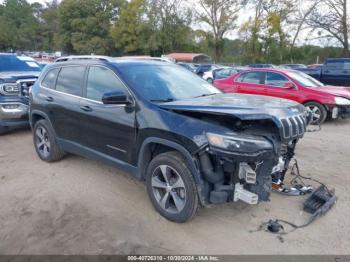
56 66 86 96
236 71 262 84
86 66 126 102
41 68 60 89
266 72 290 87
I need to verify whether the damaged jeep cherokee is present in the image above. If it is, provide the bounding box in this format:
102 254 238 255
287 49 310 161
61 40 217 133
30 57 310 222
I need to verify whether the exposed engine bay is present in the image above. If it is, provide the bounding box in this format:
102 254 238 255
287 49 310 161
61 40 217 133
191 114 310 205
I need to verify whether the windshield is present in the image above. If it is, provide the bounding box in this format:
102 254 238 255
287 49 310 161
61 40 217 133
287 71 324 87
118 64 221 102
0 55 41 72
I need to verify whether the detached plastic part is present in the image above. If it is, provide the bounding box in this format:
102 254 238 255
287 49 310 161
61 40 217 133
303 185 337 217
234 183 258 205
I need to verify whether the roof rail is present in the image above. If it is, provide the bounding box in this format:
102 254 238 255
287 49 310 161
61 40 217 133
54 55 114 63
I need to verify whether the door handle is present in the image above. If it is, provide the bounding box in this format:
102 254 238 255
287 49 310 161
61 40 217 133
46 96 54 102
80 105 92 112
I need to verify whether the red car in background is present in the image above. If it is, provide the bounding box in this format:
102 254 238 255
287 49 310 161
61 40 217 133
214 68 350 124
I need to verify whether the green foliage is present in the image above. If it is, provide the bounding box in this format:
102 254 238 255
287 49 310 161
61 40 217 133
58 0 124 54
110 0 147 54
0 0 41 51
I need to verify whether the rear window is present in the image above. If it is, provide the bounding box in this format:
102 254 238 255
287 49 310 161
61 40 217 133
41 68 60 89
236 71 263 84
56 66 86 96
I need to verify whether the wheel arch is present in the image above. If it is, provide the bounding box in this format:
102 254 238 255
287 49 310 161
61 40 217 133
302 100 329 110
137 137 206 205
137 137 201 181
30 110 57 135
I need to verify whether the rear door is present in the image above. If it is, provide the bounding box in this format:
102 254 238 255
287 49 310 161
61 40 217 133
77 65 136 163
43 65 86 142
263 72 299 101
233 71 266 95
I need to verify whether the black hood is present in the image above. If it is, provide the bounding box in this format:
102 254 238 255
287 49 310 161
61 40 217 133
158 93 306 120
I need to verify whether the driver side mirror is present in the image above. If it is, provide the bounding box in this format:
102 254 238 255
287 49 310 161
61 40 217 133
102 90 132 105
283 82 296 89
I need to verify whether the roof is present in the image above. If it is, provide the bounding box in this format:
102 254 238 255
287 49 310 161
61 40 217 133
237 68 297 74
165 53 211 62
55 55 114 63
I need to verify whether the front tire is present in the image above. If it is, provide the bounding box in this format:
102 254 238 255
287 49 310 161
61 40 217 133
304 101 327 125
33 119 65 162
146 151 199 223
207 78 213 84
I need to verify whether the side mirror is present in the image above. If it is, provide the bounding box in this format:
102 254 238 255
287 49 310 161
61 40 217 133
283 82 296 89
102 90 132 105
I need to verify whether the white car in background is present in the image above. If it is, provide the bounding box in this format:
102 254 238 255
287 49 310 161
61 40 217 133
202 66 228 84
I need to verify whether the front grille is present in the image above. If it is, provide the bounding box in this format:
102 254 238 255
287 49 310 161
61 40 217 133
279 114 307 139
17 79 36 97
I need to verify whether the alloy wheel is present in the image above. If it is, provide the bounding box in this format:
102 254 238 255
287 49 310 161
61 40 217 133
306 105 322 124
35 126 51 158
151 165 186 214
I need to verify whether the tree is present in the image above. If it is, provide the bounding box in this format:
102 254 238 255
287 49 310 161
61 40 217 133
59 0 124 54
39 0 60 51
307 0 349 55
110 0 148 54
0 0 41 51
145 0 194 55
195 0 244 62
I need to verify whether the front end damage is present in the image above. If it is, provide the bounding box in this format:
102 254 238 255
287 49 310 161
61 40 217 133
196 117 308 206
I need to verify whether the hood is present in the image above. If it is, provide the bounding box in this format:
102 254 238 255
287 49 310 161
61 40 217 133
308 85 350 99
0 71 40 82
159 93 306 121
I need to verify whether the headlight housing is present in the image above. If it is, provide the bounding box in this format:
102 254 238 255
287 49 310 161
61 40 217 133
335 97 350 106
206 132 273 154
0 83 19 95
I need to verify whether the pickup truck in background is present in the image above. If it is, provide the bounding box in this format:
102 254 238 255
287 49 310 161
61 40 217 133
0 53 41 134
299 58 350 86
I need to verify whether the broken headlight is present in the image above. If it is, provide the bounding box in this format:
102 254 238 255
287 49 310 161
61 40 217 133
335 97 350 106
206 132 273 154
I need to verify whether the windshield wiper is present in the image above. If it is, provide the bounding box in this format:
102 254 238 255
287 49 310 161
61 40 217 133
150 98 175 103
193 93 217 98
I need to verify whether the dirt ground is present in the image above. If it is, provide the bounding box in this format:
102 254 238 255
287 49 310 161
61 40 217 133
0 119 349 255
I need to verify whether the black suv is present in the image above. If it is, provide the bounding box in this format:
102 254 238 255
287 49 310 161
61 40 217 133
30 57 310 222
0 53 41 134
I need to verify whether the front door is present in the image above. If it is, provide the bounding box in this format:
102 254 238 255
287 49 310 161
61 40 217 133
77 65 136 163
264 72 299 101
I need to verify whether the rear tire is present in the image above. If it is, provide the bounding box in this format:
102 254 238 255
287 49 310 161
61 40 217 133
207 78 213 84
33 119 65 162
146 151 199 223
304 101 327 125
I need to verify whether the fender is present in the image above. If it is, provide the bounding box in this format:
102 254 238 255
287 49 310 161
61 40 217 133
30 110 57 137
137 137 207 205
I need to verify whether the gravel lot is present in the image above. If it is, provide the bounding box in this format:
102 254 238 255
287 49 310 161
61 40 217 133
0 119 349 255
